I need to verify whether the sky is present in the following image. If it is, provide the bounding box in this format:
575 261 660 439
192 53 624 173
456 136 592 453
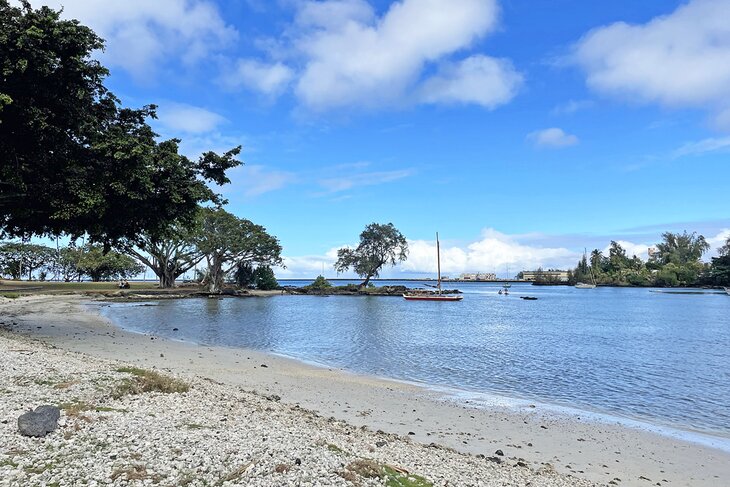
24 0 730 278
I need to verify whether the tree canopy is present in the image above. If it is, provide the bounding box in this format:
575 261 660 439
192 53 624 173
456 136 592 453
0 1 239 243
195 208 283 293
334 223 408 287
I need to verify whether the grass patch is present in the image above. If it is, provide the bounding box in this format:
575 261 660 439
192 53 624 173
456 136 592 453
183 423 208 430
1 293 20 299
59 401 95 416
223 462 254 482
113 367 189 398
0 458 19 468
327 443 346 454
111 464 149 481
345 460 433 487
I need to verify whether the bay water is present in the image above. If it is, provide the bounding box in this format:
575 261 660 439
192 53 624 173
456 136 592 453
99 281 730 443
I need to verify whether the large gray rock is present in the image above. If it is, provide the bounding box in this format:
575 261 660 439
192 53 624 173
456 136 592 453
18 405 61 437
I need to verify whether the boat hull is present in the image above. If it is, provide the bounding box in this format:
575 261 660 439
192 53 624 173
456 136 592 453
403 294 463 301
725 287 730 296
575 283 596 289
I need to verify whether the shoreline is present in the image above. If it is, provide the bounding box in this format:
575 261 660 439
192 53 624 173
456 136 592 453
2 294 729 486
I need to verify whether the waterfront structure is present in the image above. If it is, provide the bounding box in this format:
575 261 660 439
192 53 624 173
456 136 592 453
521 270 570 282
459 272 497 281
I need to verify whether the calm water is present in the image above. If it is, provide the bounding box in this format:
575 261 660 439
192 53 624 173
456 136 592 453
99 282 730 439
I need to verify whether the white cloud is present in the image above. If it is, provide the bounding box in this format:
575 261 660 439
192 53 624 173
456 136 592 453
602 240 650 261
226 0 520 111
155 102 227 134
277 229 579 278
673 136 730 157
317 169 413 193
419 55 523 108
27 0 237 81
220 59 294 96
572 0 730 129
229 165 297 198
527 128 579 148
707 229 730 254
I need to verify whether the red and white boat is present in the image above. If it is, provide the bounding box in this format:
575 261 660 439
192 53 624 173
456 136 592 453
403 233 463 302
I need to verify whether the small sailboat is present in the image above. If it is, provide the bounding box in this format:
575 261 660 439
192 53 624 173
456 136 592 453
404 233 463 302
575 248 597 289
724 287 730 296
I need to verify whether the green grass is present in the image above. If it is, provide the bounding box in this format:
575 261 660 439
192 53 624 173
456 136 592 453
1 292 20 299
327 444 346 454
113 367 189 398
345 460 433 487
0 280 170 293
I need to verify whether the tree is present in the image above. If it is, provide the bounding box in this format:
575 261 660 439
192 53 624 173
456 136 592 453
75 245 143 282
253 266 279 290
334 223 408 287
233 262 256 288
56 246 84 282
0 242 55 280
121 218 204 288
655 231 709 265
0 2 240 243
195 208 283 294
709 237 730 286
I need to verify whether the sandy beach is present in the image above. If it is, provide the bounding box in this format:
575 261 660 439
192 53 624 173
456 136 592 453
1 294 728 486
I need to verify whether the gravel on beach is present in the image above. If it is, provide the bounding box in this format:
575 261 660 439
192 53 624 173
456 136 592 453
0 331 595 487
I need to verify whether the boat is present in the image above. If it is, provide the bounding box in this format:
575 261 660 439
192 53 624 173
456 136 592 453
725 287 730 296
575 248 597 289
403 233 463 302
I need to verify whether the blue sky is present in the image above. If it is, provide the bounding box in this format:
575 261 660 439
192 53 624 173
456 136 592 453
32 0 730 277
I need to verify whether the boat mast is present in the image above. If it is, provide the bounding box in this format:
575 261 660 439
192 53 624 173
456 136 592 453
436 232 442 295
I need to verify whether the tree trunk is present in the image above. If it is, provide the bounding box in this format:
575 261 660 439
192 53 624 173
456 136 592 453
158 268 176 288
207 255 224 294
360 274 373 288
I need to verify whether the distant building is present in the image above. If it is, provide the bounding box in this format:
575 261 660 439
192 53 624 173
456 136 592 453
521 270 569 282
648 247 660 260
459 272 497 281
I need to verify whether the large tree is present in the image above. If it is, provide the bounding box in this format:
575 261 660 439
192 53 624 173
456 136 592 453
0 2 239 243
195 208 283 293
75 244 143 282
334 223 408 287
0 241 55 280
121 219 204 288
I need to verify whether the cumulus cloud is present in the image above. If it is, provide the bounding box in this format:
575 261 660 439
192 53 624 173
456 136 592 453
25 0 237 81
225 0 521 111
277 229 579 278
527 128 579 148
571 0 730 129
419 55 523 108
219 59 294 96
155 102 227 134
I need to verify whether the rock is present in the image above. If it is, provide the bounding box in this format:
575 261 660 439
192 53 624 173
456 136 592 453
18 405 61 437
172 328 179 331
495 449 504 456
375 440 386 447
486 456 502 464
